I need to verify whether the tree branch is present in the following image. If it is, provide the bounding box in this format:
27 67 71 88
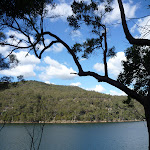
24 15 39 35
103 27 108 77
78 71 145 105
35 31 145 106
118 0 150 46
38 40 59 59
43 31 83 73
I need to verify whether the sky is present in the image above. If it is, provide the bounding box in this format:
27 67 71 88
0 0 150 96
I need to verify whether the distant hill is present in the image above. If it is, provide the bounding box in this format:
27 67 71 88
0 81 145 123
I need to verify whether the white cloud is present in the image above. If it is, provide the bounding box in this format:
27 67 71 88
131 16 150 39
46 3 73 21
44 39 51 45
45 81 51 84
70 82 81 86
109 90 126 96
71 30 82 39
93 52 126 77
49 43 64 52
6 31 32 49
34 39 64 52
35 40 64 53
0 51 40 78
39 56 77 81
87 84 105 93
45 81 55 84
79 58 87 61
0 30 35 57
0 64 36 78
6 30 28 41
93 63 104 72
0 45 10 56
15 51 40 65
97 0 138 24
94 85 105 92
108 52 126 76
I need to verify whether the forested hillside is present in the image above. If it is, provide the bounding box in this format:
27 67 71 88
0 81 144 123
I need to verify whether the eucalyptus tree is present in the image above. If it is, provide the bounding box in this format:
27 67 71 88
0 0 52 83
0 0 150 149
68 1 150 149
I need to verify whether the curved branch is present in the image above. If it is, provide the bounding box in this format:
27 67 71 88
41 31 145 106
118 0 150 46
38 40 59 59
43 31 83 73
78 71 145 105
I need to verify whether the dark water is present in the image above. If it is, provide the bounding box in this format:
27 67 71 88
0 122 148 150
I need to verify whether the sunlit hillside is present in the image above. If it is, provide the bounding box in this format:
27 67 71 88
0 81 145 123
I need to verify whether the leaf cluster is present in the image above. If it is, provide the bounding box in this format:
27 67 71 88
68 1 103 30
72 38 103 58
68 0 115 59
0 54 9 70
0 0 53 19
118 45 150 96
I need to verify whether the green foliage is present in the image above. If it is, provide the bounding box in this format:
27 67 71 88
17 75 25 82
9 54 19 68
118 45 150 96
0 54 9 70
0 76 14 83
0 53 19 89
0 81 144 123
107 46 116 58
0 32 6 41
67 0 115 59
68 1 98 29
82 38 103 58
0 0 53 19
71 43 82 54
0 0 54 40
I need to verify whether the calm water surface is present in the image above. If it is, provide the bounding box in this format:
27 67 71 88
0 122 148 150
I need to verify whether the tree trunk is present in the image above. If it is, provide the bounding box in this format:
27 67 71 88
144 100 150 150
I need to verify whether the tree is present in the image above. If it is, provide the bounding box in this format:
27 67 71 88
68 1 150 149
0 0 150 149
0 54 18 84
117 0 150 149
17 75 25 82
0 0 52 86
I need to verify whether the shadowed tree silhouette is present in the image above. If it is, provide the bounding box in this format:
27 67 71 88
0 0 150 149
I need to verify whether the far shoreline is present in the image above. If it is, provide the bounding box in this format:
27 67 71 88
0 120 144 124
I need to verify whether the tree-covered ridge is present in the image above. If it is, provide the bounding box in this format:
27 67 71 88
0 81 144 123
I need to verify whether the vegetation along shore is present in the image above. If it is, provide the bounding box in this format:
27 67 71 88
0 81 145 123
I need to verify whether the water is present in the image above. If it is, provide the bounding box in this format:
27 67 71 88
0 122 148 150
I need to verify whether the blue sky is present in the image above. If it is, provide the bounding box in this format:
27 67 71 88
0 0 149 95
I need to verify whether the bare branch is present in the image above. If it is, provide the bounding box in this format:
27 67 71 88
24 15 39 35
103 27 108 77
38 40 59 59
43 31 84 73
78 71 145 105
118 0 150 46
